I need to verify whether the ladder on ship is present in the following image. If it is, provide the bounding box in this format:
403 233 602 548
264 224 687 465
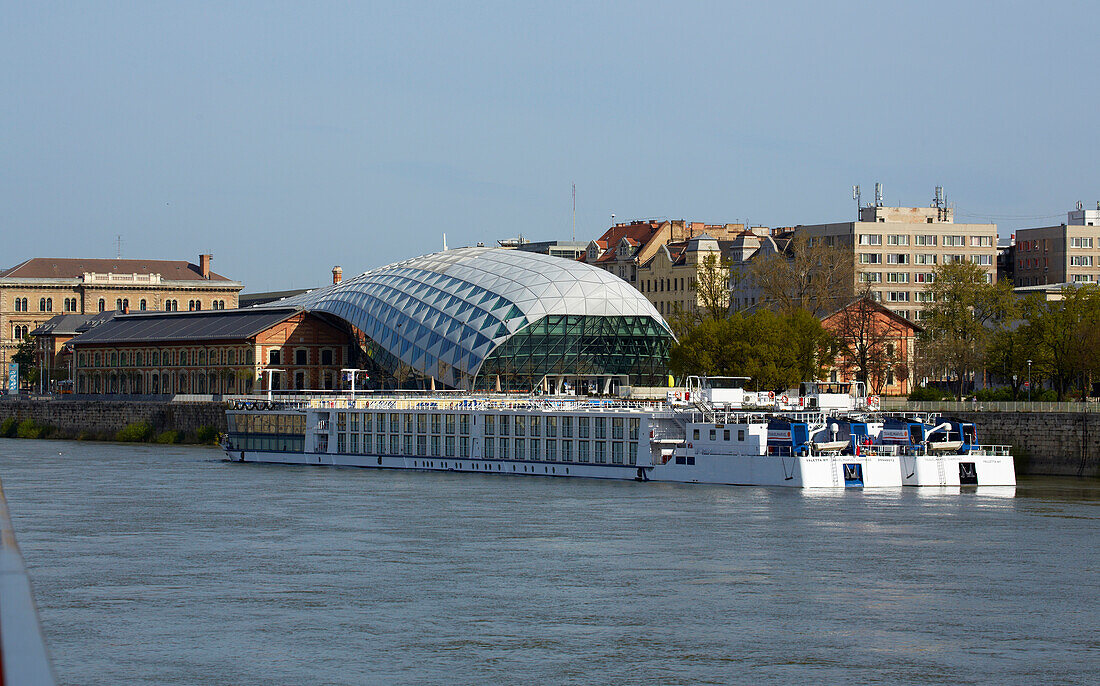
936 456 947 486
831 454 840 487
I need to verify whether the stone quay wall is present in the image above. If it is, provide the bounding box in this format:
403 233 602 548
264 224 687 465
0 399 227 440
949 411 1098 478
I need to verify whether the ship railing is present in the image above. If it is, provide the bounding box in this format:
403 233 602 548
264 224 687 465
969 444 1012 456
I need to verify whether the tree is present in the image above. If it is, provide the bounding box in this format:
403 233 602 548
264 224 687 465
824 294 909 395
695 252 732 322
11 336 39 389
669 308 836 390
918 261 1015 399
1019 285 1100 399
748 233 855 317
984 323 1034 399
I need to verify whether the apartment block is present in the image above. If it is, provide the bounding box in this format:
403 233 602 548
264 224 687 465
793 205 998 321
1014 205 1100 286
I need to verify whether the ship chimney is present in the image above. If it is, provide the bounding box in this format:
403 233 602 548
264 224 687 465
199 254 212 279
332 265 343 284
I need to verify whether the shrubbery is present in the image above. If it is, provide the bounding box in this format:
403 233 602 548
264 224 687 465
155 430 182 444
195 425 220 444
16 419 49 439
116 422 154 442
0 418 16 438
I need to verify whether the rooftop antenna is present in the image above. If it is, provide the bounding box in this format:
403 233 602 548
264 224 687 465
852 185 861 218
571 183 576 242
116 235 122 259
1076 200 1084 211
442 233 448 251
874 182 883 207
933 186 947 221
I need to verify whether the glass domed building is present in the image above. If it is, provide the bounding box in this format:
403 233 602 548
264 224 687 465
275 247 673 391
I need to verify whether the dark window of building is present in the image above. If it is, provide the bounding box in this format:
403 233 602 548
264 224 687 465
321 349 333 365
295 349 307 365
269 349 280 365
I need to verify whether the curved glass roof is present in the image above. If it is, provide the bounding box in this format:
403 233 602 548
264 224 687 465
273 247 670 388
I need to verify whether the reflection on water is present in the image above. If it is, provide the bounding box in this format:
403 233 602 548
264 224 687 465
1 439 1098 686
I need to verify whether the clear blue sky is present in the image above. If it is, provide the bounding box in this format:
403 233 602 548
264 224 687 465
3 1 1098 292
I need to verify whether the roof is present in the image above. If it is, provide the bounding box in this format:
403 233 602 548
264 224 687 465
821 296 923 332
239 288 317 308
587 222 664 263
31 311 118 337
0 258 236 282
69 308 302 346
272 247 670 388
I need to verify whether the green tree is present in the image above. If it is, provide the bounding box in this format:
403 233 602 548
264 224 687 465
11 336 39 389
1019 285 1100 399
918 261 1015 399
669 308 836 390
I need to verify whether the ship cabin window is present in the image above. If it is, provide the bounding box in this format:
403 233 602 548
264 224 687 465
561 441 573 461
738 430 745 441
515 415 525 436
486 438 495 459
500 416 510 436
515 438 525 460
459 436 469 457
594 442 606 463
594 417 606 439
499 439 510 459
349 434 359 453
459 414 470 435
577 442 590 462
546 440 557 461
403 435 412 455
562 416 573 438
578 417 590 438
629 418 639 440
485 415 495 435
530 440 540 460
430 435 440 457
429 414 440 434
546 416 557 437
445 436 455 457
404 413 414 433
445 414 455 434
417 435 427 456
612 442 624 464
349 413 359 432
529 416 540 437
612 417 624 439
723 429 730 441
337 413 347 431
693 428 700 440
709 429 716 441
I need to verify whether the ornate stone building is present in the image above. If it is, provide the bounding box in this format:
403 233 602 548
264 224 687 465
1 254 243 378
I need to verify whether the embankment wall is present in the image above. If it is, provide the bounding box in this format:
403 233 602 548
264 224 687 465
0 399 226 440
948 411 1098 477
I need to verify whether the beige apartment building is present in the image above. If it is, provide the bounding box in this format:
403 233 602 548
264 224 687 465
793 205 998 321
1015 206 1100 286
1 254 243 377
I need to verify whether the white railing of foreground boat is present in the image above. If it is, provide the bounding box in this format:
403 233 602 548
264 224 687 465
0 479 57 686
881 398 1100 413
225 393 670 414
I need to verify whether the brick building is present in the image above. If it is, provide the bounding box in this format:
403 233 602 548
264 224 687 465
1 254 243 376
69 308 349 395
821 297 920 396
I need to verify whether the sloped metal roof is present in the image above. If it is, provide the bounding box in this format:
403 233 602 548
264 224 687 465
69 308 301 345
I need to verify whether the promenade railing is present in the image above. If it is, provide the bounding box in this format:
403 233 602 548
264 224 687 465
880 398 1100 413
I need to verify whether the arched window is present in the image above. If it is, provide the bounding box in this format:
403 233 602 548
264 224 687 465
194 301 201 311
140 299 147 311
116 299 123 310
39 298 46 311
98 299 106 312
122 298 129 310
45 298 52 311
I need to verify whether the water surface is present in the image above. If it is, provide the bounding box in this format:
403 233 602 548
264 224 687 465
1 439 1097 685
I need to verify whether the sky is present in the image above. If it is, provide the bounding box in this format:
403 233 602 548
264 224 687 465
2 1 1098 292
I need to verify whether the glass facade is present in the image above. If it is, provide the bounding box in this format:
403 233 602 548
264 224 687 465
274 247 673 390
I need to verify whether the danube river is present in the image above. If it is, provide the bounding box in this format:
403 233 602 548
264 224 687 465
1 439 1097 685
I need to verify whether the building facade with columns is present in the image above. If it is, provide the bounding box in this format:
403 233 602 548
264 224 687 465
1 254 243 381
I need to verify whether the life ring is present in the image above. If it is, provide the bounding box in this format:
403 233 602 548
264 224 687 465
780 394 789 405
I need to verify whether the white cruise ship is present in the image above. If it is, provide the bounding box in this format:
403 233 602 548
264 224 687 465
222 379 1015 488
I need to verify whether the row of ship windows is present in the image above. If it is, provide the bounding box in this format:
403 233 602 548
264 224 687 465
334 432 640 464
333 412 642 440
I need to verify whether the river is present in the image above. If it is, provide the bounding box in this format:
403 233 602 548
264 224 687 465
1 438 1097 685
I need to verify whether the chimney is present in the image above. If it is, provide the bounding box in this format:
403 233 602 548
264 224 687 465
332 265 343 284
199 254 212 279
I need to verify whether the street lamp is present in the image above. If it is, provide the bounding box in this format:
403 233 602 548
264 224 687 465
342 369 370 399
1027 359 1032 402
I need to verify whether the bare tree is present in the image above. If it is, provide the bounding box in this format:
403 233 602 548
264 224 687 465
824 294 902 395
749 234 855 317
